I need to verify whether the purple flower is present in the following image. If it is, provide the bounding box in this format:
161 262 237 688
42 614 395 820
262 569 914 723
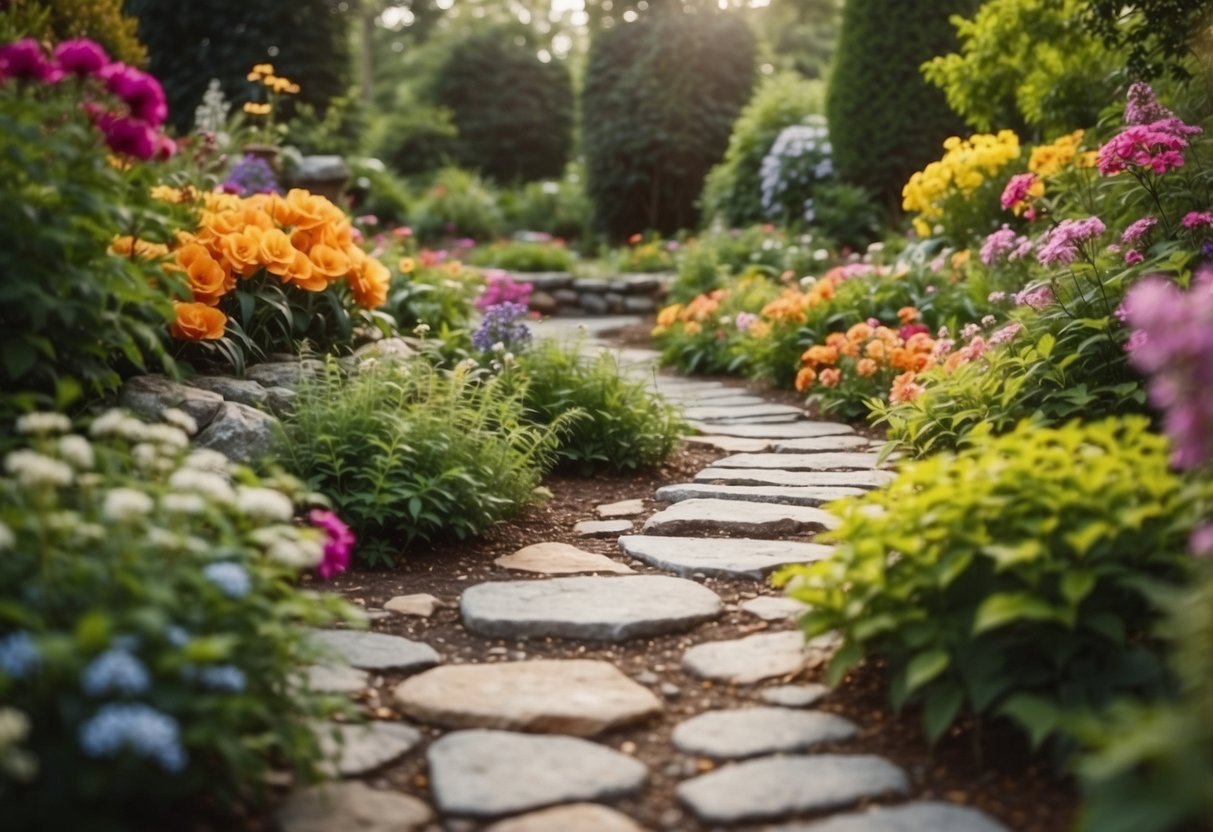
980 225 1033 266
1037 217 1106 267
102 116 158 161
1121 216 1158 245
734 311 759 332
1189 523 1213 558
1124 83 1175 126
103 63 168 126
53 39 109 77
472 302 532 353
222 154 280 196
310 509 354 580
79 704 186 773
0 38 62 83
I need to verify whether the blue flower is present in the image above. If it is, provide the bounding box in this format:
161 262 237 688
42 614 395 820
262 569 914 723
82 649 150 696
79 703 188 773
472 302 532 353
164 626 190 648
202 562 251 599
0 632 40 680
198 665 246 693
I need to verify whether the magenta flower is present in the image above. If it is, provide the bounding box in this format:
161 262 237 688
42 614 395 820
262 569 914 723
0 38 62 83
310 510 354 579
1000 173 1038 212
1014 283 1055 310
1097 120 1199 177
1037 217 1106 267
899 323 930 341
103 63 168 126
103 116 158 160
1121 216 1158 245
475 271 533 312
1181 211 1213 230
980 225 1033 266
53 39 109 77
1124 249 1145 265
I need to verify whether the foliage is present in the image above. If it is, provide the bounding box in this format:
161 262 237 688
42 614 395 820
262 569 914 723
471 240 573 273
277 360 559 565
411 167 504 242
380 244 480 334
430 26 574 183
583 10 757 239
0 410 356 828
8 0 146 65
669 224 823 302
510 338 685 474
0 40 186 417
777 416 1203 746
921 0 1120 136
701 72 825 229
125 0 353 132
284 94 366 158
1083 0 1213 81
496 165 593 245
826 0 976 209
368 97 458 178
614 236 678 273
348 158 415 227
811 182 885 250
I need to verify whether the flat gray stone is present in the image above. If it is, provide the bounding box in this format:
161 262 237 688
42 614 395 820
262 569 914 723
686 421 855 439
384 593 443 617
194 401 279 464
461 575 721 642
740 596 808 621
682 631 836 684
759 684 830 708
696 467 896 489
394 660 660 736
304 663 369 693
245 360 322 389
485 804 647 832
119 374 224 428
713 452 891 471
575 519 634 538
769 801 1011 832
684 404 806 421
310 630 440 672
596 498 647 518
428 729 647 818
317 721 422 777
265 385 297 416
657 482 864 507
683 435 774 453
672 707 857 759
774 435 878 452
642 499 838 537
669 394 771 409
295 154 351 182
676 755 909 824
188 375 269 407
276 782 432 832
496 542 634 575
697 413 803 425
618 536 831 580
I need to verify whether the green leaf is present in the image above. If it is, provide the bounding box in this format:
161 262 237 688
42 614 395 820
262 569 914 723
972 593 1064 634
1061 570 1097 605
922 683 964 744
998 694 1061 749
904 648 951 695
825 640 863 687
1035 333 1056 358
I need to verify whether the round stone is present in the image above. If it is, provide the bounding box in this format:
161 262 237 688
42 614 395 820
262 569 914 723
671 707 857 759
309 629 440 672
315 721 422 777
682 631 826 684
484 803 648 832
495 542 634 575
759 684 830 708
276 782 432 832
768 801 1011 832
641 498 839 537
740 596 809 621
618 536 831 580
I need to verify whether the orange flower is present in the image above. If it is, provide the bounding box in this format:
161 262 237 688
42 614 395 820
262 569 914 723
446 261 463 277
825 332 848 349
171 302 227 340
258 228 297 275
802 345 839 367
349 256 390 308
185 254 228 306
399 257 416 274
846 322 872 343
110 236 168 260
897 306 919 324
865 340 886 362
819 367 841 388
890 371 925 403
308 243 350 279
856 358 878 377
683 321 702 336
273 189 329 230
795 366 817 392
221 230 264 277
283 249 327 292
628 233 643 245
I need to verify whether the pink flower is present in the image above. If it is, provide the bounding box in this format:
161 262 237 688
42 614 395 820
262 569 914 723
0 38 62 83
102 116 158 161
1037 217 1106 267
1015 283 1054 310
1097 120 1199 177
53 39 109 77
988 322 1023 346
1000 173 1038 212
102 63 168 126
899 323 929 340
1124 83 1175 126
1121 216 1158 245
1124 249 1144 265
1189 524 1213 558
1181 211 1213 230
310 510 355 579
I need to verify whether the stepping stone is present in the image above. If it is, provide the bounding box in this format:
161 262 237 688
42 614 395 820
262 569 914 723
618 536 831 580
683 631 834 684
575 519 634 537
642 499 838 538
428 729 647 818
774 435 878 452
317 721 422 777
769 801 1011 832
276 782 433 832
672 707 857 759
740 596 808 621
713 452 891 471
686 421 855 439
496 542 635 575
666 392 768 407
485 803 648 832
657 482 863 508
384 593 443 618
697 413 803 425
596 498 647 518
393 660 661 737
685 403 805 421
676 754 909 824
461 575 722 642
759 684 830 708
684 435 774 453
309 630 440 672
696 467 896 489
304 663 369 693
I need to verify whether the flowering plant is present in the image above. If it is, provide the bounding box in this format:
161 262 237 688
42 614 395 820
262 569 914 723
0 409 357 827
240 63 300 147
758 118 836 227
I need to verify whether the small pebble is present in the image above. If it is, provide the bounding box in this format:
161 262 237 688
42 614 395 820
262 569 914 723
635 670 659 685
660 683 681 699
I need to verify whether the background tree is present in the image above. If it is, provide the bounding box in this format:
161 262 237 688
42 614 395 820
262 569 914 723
123 0 353 131
582 8 756 239
826 0 977 210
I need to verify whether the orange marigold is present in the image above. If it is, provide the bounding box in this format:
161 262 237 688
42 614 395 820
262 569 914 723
897 306 919 324
349 256 390 309
794 366 817 392
856 358 878 377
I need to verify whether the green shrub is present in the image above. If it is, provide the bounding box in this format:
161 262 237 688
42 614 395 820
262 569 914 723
701 72 825 228
412 167 503 242
471 240 574 273
10 0 147 65
812 182 885 250
512 339 685 474
0 409 355 828
368 100 458 178
497 165 593 244
277 360 560 565
583 10 757 239
826 0 976 208
430 26 574 183
349 158 415 226
777 416 1202 746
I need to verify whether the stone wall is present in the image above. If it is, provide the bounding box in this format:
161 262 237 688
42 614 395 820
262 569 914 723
523 273 673 317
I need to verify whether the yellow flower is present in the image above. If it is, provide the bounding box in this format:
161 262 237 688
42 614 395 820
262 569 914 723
683 321 702 336
250 63 274 77
1029 130 1085 177
399 257 416 274
243 102 271 116
446 261 463 277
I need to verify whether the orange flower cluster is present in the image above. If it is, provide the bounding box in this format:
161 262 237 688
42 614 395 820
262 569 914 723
653 289 730 336
795 316 936 395
151 189 389 340
759 275 839 325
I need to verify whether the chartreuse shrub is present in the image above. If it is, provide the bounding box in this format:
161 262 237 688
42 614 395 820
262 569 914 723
510 339 685 474
776 417 1203 747
471 240 574 273
0 409 357 828
412 167 504 242
277 360 562 565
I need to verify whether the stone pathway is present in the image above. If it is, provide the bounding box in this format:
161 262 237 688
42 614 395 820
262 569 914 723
282 321 1011 832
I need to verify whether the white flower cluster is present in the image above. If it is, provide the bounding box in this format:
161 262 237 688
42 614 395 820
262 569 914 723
193 79 231 145
759 118 835 224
